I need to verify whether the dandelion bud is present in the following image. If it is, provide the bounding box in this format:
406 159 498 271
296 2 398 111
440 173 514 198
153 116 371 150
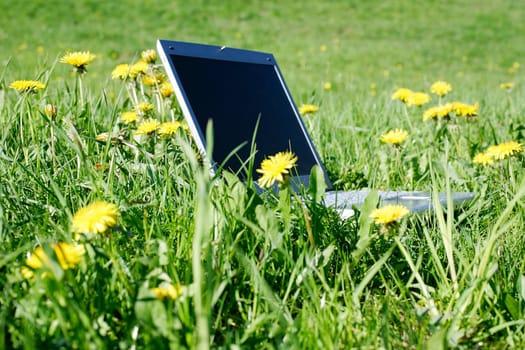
95 132 109 142
44 104 57 118
141 49 157 64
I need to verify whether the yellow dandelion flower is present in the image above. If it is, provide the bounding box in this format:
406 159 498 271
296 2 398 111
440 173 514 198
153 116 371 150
423 103 453 121
158 121 183 136
111 64 131 80
23 242 85 278
472 152 494 166
370 204 410 225
9 80 46 93
391 88 413 103
137 102 154 114
141 49 157 64
71 201 119 235
486 141 523 160
256 151 298 188
451 102 478 117
406 92 431 107
298 104 319 115
120 111 139 124
323 82 332 90
142 73 166 86
53 242 86 269
44 104 57 118
500 82 514 91
159 82 174 98
60 51 96 73
25 246 50 271
150 284 183 301
130 61 149 78
379 129 408 145
430 81 452 97
134 119 160 135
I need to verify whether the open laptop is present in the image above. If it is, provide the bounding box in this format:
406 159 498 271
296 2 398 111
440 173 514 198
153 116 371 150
156 39 474 217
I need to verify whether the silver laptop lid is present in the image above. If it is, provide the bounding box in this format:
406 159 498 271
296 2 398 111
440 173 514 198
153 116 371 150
157 39 332 189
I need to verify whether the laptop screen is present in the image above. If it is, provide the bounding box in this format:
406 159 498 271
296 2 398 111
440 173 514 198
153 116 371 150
158 40 329 187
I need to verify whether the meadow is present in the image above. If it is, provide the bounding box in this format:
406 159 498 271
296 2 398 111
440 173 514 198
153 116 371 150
2 0 525 348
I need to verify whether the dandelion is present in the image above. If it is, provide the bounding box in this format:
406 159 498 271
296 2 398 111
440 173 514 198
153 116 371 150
486 141 523 160
423 103 453 121
22 242 85 279
472 152 494 166
379 129 408 145
143 73 166 86
120 111 139 124
9 80 46 93
158 121 183 136
141 49 157 64
150 284 183 301
111 64 131 80
130 61 149 78
298 104 319 115
137 102 155 114
500 82 514 91
159 82 174 98
94 163 110 171
391 88 413 103
95 132 123 144
370 204 409 225
406 92 431 107
451 102 478 117
60 51 96 74
430 81 452 97
323 82 332 90
44 104 57 118
95 132 109 142
256 151 298 188
71 201 119 235
134 118 160 135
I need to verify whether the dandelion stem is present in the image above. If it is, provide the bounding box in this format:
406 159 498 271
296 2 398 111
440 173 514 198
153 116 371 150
402 104 413 130
128 81 139 107
25 97 35 143
50 127 56 173
155 89 164 117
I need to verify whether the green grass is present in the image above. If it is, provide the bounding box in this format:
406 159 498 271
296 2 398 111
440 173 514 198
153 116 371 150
2 0 525 348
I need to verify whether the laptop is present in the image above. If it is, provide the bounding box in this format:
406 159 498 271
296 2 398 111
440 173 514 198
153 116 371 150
156 39 474 217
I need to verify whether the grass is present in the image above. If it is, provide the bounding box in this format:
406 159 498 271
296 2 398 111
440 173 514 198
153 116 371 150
2 0 525 348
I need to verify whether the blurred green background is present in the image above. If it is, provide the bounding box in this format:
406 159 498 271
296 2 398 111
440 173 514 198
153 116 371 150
2 0 524 94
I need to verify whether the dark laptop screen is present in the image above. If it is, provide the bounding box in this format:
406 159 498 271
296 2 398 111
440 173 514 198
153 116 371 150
170 54 319 180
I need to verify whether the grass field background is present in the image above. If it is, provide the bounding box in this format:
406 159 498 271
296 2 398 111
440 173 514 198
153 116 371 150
2 0 525 348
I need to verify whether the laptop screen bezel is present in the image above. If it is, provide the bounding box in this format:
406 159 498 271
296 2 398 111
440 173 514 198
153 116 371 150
156 39 333 190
